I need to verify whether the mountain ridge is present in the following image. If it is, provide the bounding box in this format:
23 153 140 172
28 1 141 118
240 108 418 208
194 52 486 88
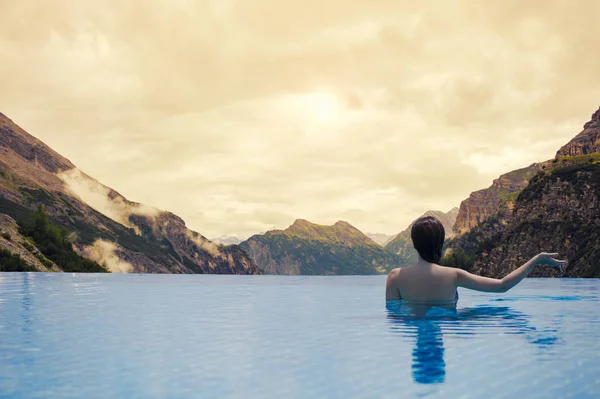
265 218 381 247
239 219 403 275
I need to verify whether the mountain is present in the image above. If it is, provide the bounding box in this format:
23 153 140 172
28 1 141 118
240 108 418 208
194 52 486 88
366 233 396 246
210 235 244 245
443 106 600 278
451 106 600 237
555 107 600 156
452 164 543 234
384 208 459 264
239 219 404 275
0 112 261 274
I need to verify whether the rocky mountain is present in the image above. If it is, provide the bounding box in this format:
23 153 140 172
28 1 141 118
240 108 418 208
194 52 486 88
384 208 459 264
556 107 600 157
443 107 600 278
452 164 543 234
0 111 261 274
366 233 396 246
239 219 404 275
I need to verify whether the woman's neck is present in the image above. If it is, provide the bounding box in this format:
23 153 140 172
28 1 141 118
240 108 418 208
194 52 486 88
416 258 435 267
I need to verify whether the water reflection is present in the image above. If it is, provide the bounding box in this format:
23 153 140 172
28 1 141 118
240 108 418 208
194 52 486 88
21 273 34 339
386 301 562 385
411 319 445 384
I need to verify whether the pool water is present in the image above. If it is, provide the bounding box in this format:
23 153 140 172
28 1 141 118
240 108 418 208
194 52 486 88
0 274 599 399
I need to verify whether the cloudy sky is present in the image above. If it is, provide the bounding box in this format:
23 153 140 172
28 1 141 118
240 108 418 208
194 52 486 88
1 0 598 239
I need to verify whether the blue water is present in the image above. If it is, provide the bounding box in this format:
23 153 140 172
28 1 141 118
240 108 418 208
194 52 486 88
0 274 599 399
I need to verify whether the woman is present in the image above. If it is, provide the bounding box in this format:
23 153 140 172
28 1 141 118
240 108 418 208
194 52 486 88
385 216 568 303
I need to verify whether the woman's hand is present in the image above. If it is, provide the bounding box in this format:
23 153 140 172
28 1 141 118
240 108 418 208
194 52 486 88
534 252 568 272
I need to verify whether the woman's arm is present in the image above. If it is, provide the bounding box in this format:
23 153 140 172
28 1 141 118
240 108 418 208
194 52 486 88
455 252 567 293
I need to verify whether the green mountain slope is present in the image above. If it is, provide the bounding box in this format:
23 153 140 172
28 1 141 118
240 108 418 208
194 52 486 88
239 219 404 275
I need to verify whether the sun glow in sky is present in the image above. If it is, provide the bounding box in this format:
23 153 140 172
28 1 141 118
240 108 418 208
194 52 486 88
1 1 598 239
298 91 344 124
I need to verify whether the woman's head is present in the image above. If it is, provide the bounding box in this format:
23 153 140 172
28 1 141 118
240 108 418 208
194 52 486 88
410 216 445 264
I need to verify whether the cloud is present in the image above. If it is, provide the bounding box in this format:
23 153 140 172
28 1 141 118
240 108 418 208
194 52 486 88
186 231 223 258
81 239 133 273
57 168 160 229
1 1 599 237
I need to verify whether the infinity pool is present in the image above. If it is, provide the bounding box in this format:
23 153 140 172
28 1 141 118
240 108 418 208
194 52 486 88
0 274 599 399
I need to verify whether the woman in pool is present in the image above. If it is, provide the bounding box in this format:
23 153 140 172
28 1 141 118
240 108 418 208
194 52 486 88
385 216 568 304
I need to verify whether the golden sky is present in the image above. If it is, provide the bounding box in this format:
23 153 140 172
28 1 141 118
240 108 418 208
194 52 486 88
1 0 599 238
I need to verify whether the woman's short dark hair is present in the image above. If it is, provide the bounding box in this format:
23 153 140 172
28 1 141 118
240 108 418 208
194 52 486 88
410 216 445 264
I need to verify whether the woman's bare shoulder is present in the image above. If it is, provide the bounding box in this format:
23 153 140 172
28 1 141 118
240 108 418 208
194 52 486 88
386 267 408 283
387 265 419 282
385 268 404 300
386 267 401 280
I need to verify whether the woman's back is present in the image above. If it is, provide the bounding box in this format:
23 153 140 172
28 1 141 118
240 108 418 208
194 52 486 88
387 263 457 303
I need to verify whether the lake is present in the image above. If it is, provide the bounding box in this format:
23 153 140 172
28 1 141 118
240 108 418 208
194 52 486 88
1 273 599 398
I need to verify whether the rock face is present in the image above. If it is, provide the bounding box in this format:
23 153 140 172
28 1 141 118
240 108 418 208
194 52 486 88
239 219 404 275
446 160 600 277
384 208 459 264
452 164 543 234
444 108 600 278
555 107 600 157
0 111 261 274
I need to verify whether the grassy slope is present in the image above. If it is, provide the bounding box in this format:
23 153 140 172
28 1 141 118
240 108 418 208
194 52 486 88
242 221 404 275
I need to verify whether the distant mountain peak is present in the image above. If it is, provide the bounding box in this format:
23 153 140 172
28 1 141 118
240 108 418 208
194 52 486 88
290 218 312 227
262 218 377 248
210 235 243 246
366 232 396 246
333 220 351 226
240 219 402 275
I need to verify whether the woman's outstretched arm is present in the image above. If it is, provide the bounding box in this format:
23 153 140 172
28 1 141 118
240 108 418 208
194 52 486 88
455 252 568 293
